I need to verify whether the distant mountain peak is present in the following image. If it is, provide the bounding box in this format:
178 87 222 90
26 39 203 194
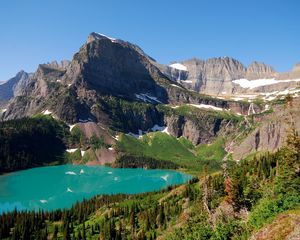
87 32 117 43
293 62 300 72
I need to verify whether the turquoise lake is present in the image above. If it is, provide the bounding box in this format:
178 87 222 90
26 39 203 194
0 165 192 213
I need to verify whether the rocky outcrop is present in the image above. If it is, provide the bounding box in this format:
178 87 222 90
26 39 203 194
246 61 275 79
0 71 31 102
44 60 70 70
62 33 169 102
232 97 300 160
164 111 238 145
160 58 300 96
4 32 254 126
160 57 246 95
250 209 300 240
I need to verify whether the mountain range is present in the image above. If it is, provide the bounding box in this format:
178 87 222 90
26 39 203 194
1 32 300 161
1 32 300 239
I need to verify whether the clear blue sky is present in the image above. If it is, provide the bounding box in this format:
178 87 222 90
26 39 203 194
0 0 299 80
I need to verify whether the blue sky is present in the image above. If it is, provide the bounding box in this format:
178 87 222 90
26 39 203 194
0 0 299 80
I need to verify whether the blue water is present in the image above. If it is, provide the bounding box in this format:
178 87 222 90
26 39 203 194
0 165 192 213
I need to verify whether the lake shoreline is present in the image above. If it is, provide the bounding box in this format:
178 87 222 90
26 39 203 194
0 164 192 213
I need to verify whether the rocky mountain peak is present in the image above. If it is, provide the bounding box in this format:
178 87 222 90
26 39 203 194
0 70 31 102
87 32 117 44
45 60 70 70
246 61 275 79
292 62 300 72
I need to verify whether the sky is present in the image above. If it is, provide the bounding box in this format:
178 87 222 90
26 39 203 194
0 0 299 80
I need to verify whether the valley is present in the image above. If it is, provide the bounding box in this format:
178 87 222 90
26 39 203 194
0 32 299 239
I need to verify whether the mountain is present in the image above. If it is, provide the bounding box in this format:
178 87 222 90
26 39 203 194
159 57 300 96
3 32 300 158
1 32 300 240
0 70 31 104
3 33 252 135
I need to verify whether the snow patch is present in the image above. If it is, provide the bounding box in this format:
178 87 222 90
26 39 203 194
42 109 52 115
69 124 76 131
127 131 143 139
181 80 193 83
232 78 300 89
151 124 169 135
113 135 120 141
108 147 114 151
79 118 93 123
66 148 78 153
135 93 162 103
171 84 183 89
95 32 117 42
171 105 179 109
188 104 224 111
169 63 187 71
1 109 7 113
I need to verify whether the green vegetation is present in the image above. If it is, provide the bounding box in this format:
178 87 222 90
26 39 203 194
98 96 162 132
196 138 226 162
157 104 243 122
0 131 299 239
116 132 227 174
115 154 179 169
0 116 70 173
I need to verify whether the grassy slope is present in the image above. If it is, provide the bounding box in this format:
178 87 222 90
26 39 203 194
116 132 227 175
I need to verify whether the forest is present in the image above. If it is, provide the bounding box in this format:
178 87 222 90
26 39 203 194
0 116 69 173
0 130 299 239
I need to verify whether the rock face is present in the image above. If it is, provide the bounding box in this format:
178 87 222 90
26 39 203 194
231 97 300 160
4 32 255 126
3 33 195 123
164 113 237 145
0 71 31 103
44 60 70 70
63 33 169 101
246 61 275 79
160 58 300 95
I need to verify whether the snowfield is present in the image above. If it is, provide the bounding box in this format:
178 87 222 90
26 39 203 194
171 84 183 89
66 148 78 153
188 104 225 111
135 93 162 103
95 32 117 42
232 78 300 89
228 87 300 102
69 124 76 131
151 124 170 134
169 63 187 71
42 110 52 115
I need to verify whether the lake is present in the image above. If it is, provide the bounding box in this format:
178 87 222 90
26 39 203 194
0 165 192 213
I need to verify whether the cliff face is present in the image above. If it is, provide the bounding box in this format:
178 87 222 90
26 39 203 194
246 61 275 79
4 33 254 127
160 58 300 96
63 34 169 102
164 113 237 145
231 97 300 160
0 71 31 103
3 33 173 122
5 32 291 158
